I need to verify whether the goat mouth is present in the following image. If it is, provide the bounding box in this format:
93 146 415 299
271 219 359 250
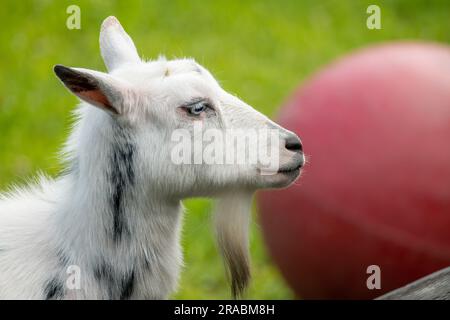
277 164 302 174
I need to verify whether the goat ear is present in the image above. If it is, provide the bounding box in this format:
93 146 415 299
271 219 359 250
100 16 141 72
54 64 127 115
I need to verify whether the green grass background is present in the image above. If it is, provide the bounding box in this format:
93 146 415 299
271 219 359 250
0 0 448 299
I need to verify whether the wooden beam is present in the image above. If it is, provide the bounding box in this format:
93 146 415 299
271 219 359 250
377 267 450 300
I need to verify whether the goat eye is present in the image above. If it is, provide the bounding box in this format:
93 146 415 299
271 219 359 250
187 102 207 115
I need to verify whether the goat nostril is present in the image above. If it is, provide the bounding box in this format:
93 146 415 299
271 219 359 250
285 136 303 152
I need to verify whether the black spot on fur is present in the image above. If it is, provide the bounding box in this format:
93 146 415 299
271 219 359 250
44 278 64 300
93 262 115 298
109 127 136 242
93 261 135 300
120 271 135 300
93 262 112 282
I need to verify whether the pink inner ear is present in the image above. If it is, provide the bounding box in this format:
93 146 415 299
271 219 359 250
79 90 117 114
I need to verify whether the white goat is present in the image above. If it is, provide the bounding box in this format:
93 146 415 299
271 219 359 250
0 16 303 299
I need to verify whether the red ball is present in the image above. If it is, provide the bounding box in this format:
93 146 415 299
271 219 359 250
258 43 450 299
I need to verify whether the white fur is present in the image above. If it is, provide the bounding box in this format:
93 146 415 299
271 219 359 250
0 17 303 299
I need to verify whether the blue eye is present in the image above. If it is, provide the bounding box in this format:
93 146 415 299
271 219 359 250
187 101 208 115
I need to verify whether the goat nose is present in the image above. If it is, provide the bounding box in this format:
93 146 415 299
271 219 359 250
285 135 303 152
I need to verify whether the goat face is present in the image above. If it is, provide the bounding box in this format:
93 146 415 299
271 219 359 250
54 16 304 199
